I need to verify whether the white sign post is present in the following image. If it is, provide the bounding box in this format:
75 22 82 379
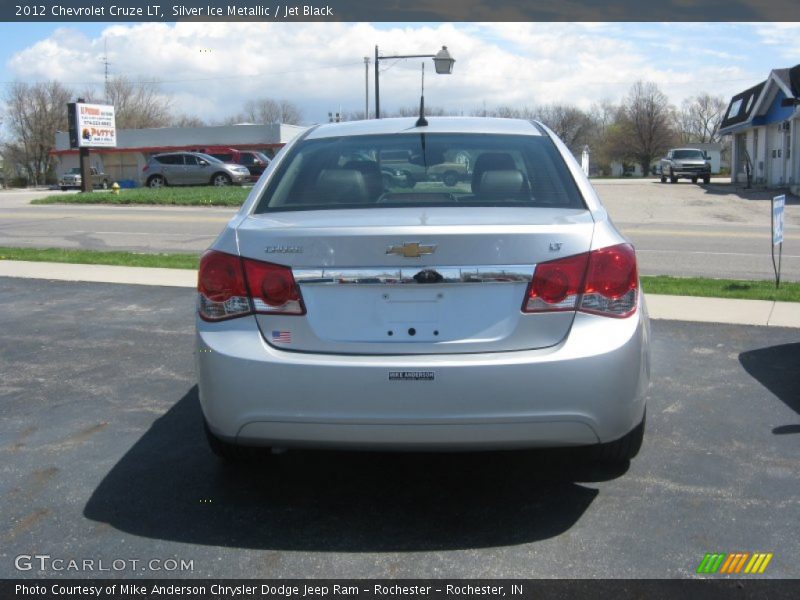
771 194 785 288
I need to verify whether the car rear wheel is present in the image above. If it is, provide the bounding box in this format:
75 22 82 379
442 171 459 187
147 175 166 188
691 177 698 184
586 411 645 463
703 176 710 184
212 173 231 187
660 174 666 183
669 169 677 183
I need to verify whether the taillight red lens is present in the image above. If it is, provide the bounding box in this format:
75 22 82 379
580 244 638 317
197 252 305 320
197 251 250 321
524 252 589 312
523 243 638 318
242 259 305 315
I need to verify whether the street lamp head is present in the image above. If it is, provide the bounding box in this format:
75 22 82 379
433 46 455 75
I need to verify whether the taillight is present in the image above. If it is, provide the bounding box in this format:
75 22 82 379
523 243 638 318
242 259 305 315
524 252 589 313
580 244 638 317
197 251 304 321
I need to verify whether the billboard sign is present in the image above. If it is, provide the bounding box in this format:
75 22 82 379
68 102 116 148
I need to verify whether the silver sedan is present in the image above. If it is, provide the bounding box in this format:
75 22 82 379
195 117 651 462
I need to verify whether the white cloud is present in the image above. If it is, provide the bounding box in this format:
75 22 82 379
2 22 774 124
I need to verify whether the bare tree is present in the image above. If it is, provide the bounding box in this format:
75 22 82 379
535 104 594 153
227 98 303 125
2 80 71 185
170 114 206 128
612 81 676 175
81 76 172 129
678 93 727 143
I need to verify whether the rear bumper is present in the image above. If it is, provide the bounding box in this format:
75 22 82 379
196 299 650 450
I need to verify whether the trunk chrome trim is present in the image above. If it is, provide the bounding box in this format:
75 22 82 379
293 265 536 285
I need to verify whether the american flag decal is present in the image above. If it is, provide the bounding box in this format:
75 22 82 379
271 330 292 343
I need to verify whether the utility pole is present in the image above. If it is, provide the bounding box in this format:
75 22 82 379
363 56 370 119
102 39 111 102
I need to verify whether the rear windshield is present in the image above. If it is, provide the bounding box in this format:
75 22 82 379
254 133 585 213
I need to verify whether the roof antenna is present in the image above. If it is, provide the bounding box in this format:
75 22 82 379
415 61 428 127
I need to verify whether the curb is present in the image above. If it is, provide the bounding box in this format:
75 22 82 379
1 260 798 328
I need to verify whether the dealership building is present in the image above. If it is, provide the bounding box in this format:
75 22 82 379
52 123 306 186
720 64 800 193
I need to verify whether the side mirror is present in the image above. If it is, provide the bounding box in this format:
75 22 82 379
198 160 208 166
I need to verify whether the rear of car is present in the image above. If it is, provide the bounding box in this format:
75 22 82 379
195 117 650 461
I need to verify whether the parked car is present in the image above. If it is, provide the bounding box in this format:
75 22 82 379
380 149 469 187
200 147 272 182
196 117 650 463
658 148 711 184
141 152 250 188
59 167 110 191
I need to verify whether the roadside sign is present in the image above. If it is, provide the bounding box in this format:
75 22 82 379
772 194 785 245
771 194 785 288
68 102 116 149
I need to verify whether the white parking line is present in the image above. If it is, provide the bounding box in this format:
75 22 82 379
637 249 800 259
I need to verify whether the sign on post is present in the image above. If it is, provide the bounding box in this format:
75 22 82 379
771 194 785 288
68 102 116 149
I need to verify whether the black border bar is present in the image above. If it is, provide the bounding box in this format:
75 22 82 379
3 1 800 22
4 579 800 600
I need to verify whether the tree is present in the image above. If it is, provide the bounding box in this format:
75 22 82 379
170 114 206 128
612 81 676 175
2 80 71 185
534 103 594 154
678 93 727 143
81 76 172 129
227 98 303 125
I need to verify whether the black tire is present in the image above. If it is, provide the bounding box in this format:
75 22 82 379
703 176 710 184
669 170 678 183
61 186 68 192
442 171 459 187
587 411 646 463
147 175 166 188
691 177 698 184
211 173 231 187
660 175 666 184
204 419 260 463
402 171 415 188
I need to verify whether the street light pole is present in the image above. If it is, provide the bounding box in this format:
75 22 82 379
364 56 370 119
373 45 454 119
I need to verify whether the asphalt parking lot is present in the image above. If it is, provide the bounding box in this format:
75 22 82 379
1 278 798 578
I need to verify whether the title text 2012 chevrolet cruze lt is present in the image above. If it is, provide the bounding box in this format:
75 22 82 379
195 117 651 463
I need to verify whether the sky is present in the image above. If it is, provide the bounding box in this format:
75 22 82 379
0 21 798 126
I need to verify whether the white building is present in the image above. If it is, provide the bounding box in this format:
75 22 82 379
719 64 800 194
52 123 306 186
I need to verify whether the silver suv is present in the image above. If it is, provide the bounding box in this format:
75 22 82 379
141 152 250 188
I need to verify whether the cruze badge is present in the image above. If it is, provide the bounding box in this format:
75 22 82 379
265 245 303 254
386 242 437 258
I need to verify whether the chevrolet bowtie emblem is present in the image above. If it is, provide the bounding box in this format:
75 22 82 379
386 242 437 258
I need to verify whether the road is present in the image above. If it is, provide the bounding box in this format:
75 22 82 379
1 278 798 578
0 181 798 281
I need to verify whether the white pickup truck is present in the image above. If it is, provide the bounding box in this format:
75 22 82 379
658 148 711 184
59 167 109 191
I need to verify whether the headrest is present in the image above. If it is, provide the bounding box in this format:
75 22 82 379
472 153 517 191
475 170 525 200
316 169 368 204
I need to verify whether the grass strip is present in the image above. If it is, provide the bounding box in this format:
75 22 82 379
0 247 198 270
640 275 800 303
1 247 798 302
31 186 248 206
